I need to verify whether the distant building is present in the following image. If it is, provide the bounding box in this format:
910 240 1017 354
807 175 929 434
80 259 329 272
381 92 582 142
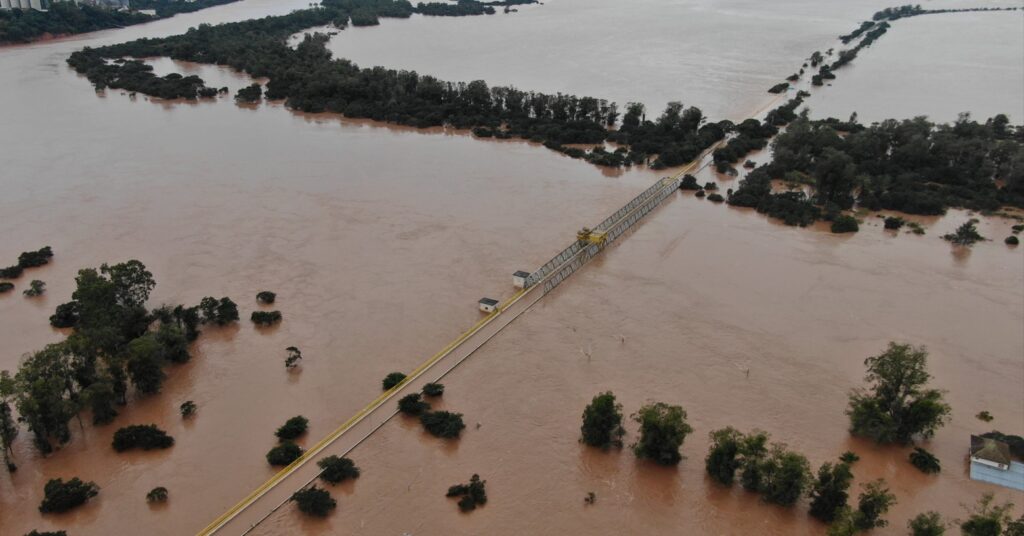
1 0 129 10
969 435 1024 491
1 0 49 10
478 298 498 313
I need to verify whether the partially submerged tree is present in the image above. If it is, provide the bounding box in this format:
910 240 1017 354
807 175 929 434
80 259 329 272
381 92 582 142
180 400 197 418
285 346 302 369
852 479 897 531
23 280 46 297
251 310 282 326
942 219 985 246
292 486 336 517
199 296 239 325
420 411 465 439
909 447 941 474
39 477 99 513
266 441 303 466
908 511 946 536
580 391 625 449
382 372 406 390
275 416 309 441
959 494 1016 536
808 461 854 523
632 402 692 466
422 382 444 397
0 373 19 472
146 486 168 503
846 343 950 444
256 291 276 304
112 424 174 451
398 393 430 416
705 427 744 485
317 455 359 484
446 474 487 512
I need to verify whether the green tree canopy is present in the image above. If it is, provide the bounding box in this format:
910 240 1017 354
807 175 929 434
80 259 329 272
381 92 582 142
846 343 950 444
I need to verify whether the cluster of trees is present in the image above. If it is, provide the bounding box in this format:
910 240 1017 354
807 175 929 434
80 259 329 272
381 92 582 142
0 246 53 279
38 477 99 513
0 0 240 44
0 259 246 469
446 474 487 512
395 383 461 437
267 416 307 465
713 94 808 174
705 427 813 507
0 282 13 294
65 4 730 171
726 113 1024 230
1 261 168 455
579 393 692 466
289 455 360 517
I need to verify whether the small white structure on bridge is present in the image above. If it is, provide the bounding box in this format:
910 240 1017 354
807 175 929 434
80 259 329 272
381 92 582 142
478 298 498 313
969 435 1024 491
512 271 530 289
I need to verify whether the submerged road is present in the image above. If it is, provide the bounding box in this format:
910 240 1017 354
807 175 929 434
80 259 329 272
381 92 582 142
199 91 791 535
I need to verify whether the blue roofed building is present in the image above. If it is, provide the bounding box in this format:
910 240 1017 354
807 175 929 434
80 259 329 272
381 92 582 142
969 435 1024 492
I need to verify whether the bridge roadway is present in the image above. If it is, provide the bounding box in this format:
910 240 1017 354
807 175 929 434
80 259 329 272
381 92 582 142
197 106 787 533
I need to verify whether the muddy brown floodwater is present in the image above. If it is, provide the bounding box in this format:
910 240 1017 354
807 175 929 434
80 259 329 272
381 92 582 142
1 0 1022 534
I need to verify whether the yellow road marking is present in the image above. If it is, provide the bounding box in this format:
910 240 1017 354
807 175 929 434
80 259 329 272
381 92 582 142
197 287 528 535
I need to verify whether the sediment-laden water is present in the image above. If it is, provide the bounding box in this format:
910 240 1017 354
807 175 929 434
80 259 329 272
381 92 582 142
1 0 1021 534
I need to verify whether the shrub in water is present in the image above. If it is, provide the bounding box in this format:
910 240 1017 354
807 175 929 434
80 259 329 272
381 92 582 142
317 455 360 484
382 372 406 390
39 478 99 513
421 411 465 439
112 424 174 452
266 442 303 466
422 382 445 397
275 416 309 441
292 486 336 517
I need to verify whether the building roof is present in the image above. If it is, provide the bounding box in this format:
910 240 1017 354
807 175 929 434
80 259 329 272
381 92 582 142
971 435 1013 466
513 271 531 278
478 298 499 306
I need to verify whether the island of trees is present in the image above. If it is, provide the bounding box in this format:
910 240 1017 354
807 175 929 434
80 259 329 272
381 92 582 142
721 113 1023 231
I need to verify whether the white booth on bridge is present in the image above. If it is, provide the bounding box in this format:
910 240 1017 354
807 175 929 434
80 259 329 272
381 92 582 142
478 298 499 313
512 270 530 289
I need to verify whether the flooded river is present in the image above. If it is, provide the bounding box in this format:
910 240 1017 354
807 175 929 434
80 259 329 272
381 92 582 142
1 0 1021 534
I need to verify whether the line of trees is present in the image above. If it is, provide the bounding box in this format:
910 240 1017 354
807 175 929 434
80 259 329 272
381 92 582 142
579 392 692 466
65 0 731 170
